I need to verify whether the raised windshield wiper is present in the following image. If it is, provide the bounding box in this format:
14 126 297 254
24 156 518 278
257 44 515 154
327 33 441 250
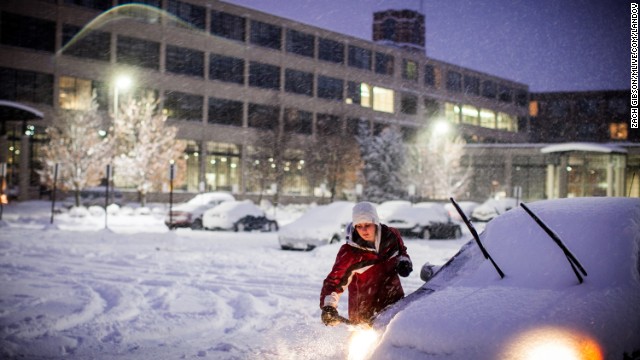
449 198 505 279
520 203 588 284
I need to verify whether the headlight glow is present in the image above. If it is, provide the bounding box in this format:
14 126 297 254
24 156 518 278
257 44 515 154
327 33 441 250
347 328 379 360
501 326 603 360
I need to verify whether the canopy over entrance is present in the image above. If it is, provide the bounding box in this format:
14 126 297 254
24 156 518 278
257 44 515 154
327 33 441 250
541 142 627 154
0 100 44 122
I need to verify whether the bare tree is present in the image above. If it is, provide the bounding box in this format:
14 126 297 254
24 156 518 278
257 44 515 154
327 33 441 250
112 93 185 206
38 94 111 207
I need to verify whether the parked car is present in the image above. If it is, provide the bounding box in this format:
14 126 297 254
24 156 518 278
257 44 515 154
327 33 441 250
471 197 518 222
369 197 640 360
164 192 235 230
278 201 354 251
376 200 412 221
444 200 479 222
384 202 462 239
202 199 278 232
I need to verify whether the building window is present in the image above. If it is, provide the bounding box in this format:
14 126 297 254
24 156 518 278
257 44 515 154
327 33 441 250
372 86 394 113
346 81 361 105
402 59 418 82
249 62 280 90
0 12 55 52
317 75 343 101
250 20 281 50
0 67 53 105
609 122 628 140
210 10 245 42
400 93 418 115
63 0 111 11
208 97 243 127
62 24 110 61
547 100 569 118
205 142 240 192
424 98 439 119
284 108 312 135
348 45 372 70
317 113 341 136
608 97 627 114
286 29 314 58
59 76 92 110
424 65 436 87
167 0 205 29
461 105 479 125
375 52 394 75
285 69 313 96
117 35 160 70
576 98 599 116
164 91 203 121
463 75 480 96
248 103 279 130
346 117 368 136
515 89 528 107
482 80 497 99
166 45 204 78
479 108 496 128
497 112 517 131
209 54 244 84
318 38 344 64
498 85 512 102
446 71 462 92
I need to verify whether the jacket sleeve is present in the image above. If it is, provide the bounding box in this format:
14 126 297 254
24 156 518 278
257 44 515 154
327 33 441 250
389 227 411 265
319 245 353 309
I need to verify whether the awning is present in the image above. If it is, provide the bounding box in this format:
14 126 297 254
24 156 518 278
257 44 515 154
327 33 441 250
540 142 627 154
0 100 44 121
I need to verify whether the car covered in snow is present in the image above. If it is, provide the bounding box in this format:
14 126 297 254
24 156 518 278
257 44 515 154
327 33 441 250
367 197 640 360
164 192 235 230
381 202 462 240
470 197 518 222
444 200 479 222
202 200 277 232
278 201 354 251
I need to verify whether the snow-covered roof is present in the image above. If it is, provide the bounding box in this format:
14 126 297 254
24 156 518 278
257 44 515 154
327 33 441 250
540 142 628 154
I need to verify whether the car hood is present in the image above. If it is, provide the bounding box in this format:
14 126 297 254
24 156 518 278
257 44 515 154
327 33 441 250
370 197 640 359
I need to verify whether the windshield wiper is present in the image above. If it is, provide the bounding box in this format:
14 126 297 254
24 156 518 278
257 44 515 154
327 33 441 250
520 203 587 284
449 198 505 279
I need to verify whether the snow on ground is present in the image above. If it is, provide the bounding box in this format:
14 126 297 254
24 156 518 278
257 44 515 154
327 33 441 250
0 200 467 359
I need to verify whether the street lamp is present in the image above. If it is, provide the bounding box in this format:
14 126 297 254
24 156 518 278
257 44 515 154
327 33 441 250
113 74 132 122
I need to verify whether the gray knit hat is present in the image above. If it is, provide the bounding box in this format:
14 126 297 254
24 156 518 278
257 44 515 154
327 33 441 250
352 202 380 225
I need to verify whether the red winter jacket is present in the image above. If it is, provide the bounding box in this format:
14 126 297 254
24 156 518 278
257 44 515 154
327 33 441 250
319 224 411 324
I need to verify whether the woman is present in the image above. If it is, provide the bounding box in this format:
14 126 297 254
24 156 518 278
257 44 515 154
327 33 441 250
319 201 413 325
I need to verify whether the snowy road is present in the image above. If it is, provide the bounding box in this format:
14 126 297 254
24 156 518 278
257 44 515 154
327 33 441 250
0 202 467 359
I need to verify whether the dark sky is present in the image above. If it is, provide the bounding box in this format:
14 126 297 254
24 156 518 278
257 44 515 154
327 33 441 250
229 0 630 93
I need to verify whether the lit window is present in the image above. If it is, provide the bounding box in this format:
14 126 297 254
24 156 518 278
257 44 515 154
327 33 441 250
480 109 496 128
609 123 628 140
59 76 93 110
372 86 394 113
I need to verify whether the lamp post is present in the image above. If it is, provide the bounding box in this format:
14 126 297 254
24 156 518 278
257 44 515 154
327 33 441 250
109 75 132 207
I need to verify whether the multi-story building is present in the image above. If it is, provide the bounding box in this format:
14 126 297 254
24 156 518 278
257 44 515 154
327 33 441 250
0 0 531 201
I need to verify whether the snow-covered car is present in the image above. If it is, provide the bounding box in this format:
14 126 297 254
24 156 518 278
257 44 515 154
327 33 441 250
376 200 412 221
368 197 640 360
278 201 354 251
384 202 462 239
164 192 235 230
202 199 277 232
470 197 518 222
444 200 479 222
